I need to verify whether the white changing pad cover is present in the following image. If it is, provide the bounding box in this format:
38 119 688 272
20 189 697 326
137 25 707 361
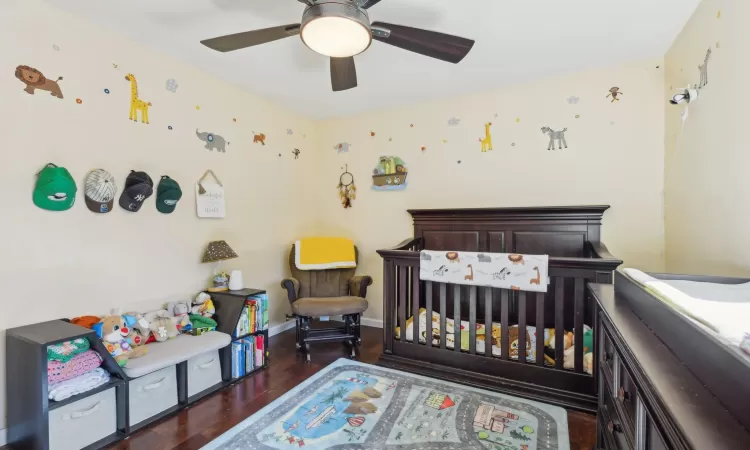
623 268 750 347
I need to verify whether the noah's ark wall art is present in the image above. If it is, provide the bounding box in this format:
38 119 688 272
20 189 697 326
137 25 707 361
372 156 408 191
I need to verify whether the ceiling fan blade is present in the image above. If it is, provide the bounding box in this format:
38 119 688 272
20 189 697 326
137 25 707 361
371 22 474 64
330 57 357 92
362 0 384 8
201 24 301 52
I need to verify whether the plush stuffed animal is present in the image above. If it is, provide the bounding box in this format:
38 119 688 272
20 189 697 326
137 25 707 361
166 301 192 331
149 317 179 342
123 312 151 347
584 352 593 375
93 315 148 366
581 329 594 354
548 331 574 350
191 293 216 318
143 309 169 323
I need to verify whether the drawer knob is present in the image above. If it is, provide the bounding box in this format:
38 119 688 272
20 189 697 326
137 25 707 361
606 420 622 434
617 387 630 402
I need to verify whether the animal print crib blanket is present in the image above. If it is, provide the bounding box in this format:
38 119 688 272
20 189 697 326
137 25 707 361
419 250 549 293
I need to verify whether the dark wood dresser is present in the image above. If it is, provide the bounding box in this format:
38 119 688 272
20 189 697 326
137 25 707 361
589 283 750 449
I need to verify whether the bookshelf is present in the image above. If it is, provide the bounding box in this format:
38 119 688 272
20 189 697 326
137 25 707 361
210 289 270 385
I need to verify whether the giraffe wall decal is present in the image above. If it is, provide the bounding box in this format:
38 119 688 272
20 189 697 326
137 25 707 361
479 122 493 152
125 73 152 124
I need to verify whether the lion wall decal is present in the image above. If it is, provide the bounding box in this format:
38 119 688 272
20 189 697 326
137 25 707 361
15 65 64 99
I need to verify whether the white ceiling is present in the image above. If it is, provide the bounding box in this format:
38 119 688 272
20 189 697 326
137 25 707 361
45 0 700 119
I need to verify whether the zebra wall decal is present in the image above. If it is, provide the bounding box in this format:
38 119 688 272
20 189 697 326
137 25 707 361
698 48 712 88
541 127 568 150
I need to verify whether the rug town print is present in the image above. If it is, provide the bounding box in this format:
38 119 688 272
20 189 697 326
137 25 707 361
210 360 568 450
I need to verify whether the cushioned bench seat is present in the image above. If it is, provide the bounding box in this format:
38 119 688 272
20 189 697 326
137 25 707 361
122 331 231 378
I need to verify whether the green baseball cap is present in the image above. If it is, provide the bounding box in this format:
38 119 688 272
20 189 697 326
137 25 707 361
33 163 77 211
156 176 182 214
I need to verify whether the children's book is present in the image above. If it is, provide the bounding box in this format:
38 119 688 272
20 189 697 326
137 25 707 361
231 342 245 379
255 335 264 367
243 337 255 373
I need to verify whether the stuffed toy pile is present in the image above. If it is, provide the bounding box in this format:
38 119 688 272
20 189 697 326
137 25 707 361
74 294 219 367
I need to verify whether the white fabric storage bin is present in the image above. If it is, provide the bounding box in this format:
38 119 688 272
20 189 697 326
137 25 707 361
49 387 116 450
187 350 222 397
128 366 178 426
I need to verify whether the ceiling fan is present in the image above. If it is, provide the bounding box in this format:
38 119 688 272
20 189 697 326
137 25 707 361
200 0 475 92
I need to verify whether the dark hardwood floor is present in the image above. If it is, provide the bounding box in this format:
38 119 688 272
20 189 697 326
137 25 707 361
107 325 596 450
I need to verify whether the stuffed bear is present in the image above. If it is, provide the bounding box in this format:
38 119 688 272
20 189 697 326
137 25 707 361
149 317 179 342
166 301 192 331
93 315 148 366
191 292 216 318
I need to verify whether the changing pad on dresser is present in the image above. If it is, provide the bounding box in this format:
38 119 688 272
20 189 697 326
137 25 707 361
622 268 750 348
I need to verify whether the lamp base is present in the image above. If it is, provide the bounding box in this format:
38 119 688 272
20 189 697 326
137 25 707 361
207 286 229 292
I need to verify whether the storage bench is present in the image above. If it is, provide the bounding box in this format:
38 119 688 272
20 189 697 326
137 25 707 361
121 332 230 430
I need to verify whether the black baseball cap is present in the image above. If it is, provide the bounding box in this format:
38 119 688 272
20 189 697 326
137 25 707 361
118 170 153 212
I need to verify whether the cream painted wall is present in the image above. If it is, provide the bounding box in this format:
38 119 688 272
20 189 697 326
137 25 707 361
664 0 749 275
0 0 318 429
317 61 667 323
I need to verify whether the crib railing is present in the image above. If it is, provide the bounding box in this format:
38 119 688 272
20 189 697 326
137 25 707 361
377 237 623 408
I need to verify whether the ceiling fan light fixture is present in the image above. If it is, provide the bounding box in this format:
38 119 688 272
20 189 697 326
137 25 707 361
301 2 372 58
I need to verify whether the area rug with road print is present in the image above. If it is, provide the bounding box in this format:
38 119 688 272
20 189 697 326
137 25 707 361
204 359 569 450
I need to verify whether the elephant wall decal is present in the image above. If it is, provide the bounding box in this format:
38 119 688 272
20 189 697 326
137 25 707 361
196 128 229 153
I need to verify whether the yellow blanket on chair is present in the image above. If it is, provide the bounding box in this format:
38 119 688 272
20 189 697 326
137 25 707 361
295 237 357 270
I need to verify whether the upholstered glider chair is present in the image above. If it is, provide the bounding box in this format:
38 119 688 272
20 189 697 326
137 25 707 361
282 245 372 362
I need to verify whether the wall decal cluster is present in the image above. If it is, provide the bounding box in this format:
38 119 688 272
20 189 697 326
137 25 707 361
606 87 623 102
165 78 179 93
372 156 408 191
15 65 64 99
479 122 493 152
252 132 267 145
541 127 569 151
125 73 151 124
196 129 229 153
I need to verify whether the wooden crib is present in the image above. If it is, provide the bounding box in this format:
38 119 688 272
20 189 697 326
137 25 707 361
376 206 622 412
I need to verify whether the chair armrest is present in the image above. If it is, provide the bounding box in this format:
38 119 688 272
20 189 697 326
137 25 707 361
349 276 373 298
281 278 300 303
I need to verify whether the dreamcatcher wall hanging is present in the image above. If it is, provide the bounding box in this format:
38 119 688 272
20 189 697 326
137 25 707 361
337 165 357 209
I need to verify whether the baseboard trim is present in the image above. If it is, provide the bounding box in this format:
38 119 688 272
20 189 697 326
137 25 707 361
361 317 383 328
0 427 7 447
268 321 295 337
330 316 383 328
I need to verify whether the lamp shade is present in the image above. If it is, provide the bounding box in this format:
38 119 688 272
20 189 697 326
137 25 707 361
202 240 238 263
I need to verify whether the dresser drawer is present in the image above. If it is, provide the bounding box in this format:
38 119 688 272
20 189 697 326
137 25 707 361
129 366 178 426
49 387 117 450
616 358 637 433
602 382 633 450
187 350 222 397
600 321 615 379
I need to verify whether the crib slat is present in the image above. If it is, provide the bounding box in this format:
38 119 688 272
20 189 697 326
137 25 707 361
555 276 565 369
484 287 493 357
454 285 461 353
536 292 545 367
501 289 509 360
384 259 394 353
399 266 407 342
518 292 527 364
412 272 420 346
574 277 584 373
425 281 433 348
439 283 447 350
469 286 477 355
